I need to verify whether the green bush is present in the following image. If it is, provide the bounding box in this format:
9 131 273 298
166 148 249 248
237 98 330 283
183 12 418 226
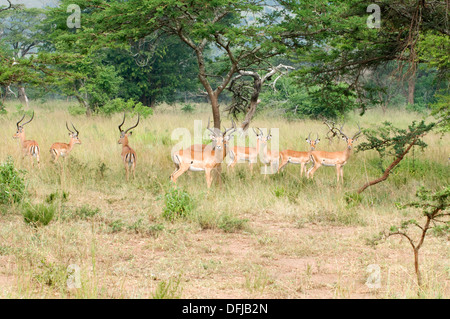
68 104 86 116
0 157 26 204
162 188 194 221
181 103 195 113
22 203 55 227
99 98 153 118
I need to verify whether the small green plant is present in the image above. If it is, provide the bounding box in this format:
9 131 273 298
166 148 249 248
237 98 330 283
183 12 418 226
152 275 183 299
76 205 100 219
109 219 125 233
22 203 56 227
181 103 195 113
162 188 194 221
218 213 248 233
45 191 69 204
34 260 68 289
0 157 26 204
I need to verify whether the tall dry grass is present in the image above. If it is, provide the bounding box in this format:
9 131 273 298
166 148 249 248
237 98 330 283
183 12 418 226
0 100 448 298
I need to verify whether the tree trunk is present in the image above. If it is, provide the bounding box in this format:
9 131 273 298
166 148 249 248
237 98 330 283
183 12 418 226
74 94 91 116
408 73 415 105
18 86 29 108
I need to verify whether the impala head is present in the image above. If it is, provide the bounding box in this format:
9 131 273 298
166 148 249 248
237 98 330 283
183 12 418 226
305 132 320 150
118 113 140 145
206 117 236 151
252 127 271 145
66 122 82 145
13 111 34 139
336 123 362 150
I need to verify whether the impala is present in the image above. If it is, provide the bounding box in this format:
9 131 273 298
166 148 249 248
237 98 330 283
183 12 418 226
170 118 236 188
307 123 362 183
278 133 319 177
118 113 140 181
50 122 82 163
13 111 40 168
227 127 266 172
259 128 281 177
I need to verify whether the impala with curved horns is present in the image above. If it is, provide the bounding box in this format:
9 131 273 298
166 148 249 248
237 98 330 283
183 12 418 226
227 127 267 173
307 123 362 183
258 128 281 177
50 122 82 163
278 132 319 177
118 113 140 181
13 111 40 168
170 118 236 188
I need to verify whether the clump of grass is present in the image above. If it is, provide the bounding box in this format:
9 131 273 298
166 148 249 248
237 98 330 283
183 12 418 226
0 157 26 205
162 187 194 221
45 191 69 204
127 218 165 237
34 260 68 290
152 275 183 299
75 205 100 219
109 219 125 233
218 213 249 233
22 203 55 227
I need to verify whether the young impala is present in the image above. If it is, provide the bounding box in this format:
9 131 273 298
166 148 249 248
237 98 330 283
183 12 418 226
227 127 266 173
170 118 236 188
278 133 319 177
307 123 362 183
50 122 82 163
118 113 140 181
13 111 40 168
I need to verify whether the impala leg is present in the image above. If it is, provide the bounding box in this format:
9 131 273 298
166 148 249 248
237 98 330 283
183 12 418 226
278 158 289 171
205 168 213 188
335 164 341 183
124 162 129 181
307 163 320 179
340 166 344 183
132 162 136 179
170 164 190 183
300 163 305 177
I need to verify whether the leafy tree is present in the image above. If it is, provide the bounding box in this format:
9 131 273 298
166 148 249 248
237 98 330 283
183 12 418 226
50 0 290 128
356 120 436 194
278 0 449 113
375 186 449 291
104 37 198 107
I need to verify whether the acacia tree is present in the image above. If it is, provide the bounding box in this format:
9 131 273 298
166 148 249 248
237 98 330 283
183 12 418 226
52 0 289 129
376 186 449 291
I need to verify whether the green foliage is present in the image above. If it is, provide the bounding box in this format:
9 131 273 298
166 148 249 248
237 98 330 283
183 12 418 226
181 103 196 113
99 98 153 118
0 157 26 204
68 105 87 116
162 187 194 221
109 219 125 233
357 121 435 159
75 205 100 220
260 76 357 119
22 203 55 227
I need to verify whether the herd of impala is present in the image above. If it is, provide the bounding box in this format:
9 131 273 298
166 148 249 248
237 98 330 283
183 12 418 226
12 111 362 186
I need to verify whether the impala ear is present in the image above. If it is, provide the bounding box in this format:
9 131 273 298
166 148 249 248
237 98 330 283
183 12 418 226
128 131 133 136
316 139 320 144
267 135 272 140
210 134 216 141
